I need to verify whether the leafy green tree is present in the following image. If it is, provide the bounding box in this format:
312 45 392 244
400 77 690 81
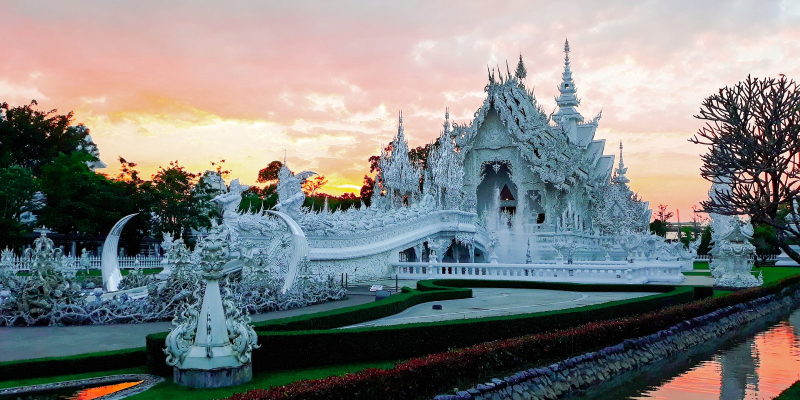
144 161 216 240
111 157 154 255
0 166 39 248
649 204 674 238
751 224 781 263
37 153 127 253
697 226 713 255
0 101 96 173
0 166 39 222
690 76 800 263
679 226 694 247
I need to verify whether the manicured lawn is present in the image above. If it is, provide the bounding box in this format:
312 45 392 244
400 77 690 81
683 267 800 284
693 260 710 270
758 267 800 284
683 271 711 277
0 361 399 400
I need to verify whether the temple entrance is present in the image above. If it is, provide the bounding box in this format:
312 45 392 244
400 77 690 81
476 162 517 222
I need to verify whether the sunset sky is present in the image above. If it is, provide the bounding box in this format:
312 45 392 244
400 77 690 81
2 1 799 221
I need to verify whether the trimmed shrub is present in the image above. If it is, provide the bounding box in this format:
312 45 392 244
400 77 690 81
0 347 146 382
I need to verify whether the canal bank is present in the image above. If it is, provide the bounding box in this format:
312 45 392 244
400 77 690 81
436 288 800 400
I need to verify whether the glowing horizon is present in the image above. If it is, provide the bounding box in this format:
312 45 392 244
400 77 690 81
2 1 799 221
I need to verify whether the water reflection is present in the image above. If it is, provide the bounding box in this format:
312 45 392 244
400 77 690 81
573 308 800 400
69 380 142 400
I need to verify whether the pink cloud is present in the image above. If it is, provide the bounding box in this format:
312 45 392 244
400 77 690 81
1 0 798 218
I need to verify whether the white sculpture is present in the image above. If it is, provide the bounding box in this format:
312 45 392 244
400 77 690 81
165 225 259 388
275 162 317 221
100 213 138 292
707 179 762 287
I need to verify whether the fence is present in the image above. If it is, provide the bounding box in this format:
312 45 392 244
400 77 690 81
0 255 165 273
693 254 777 262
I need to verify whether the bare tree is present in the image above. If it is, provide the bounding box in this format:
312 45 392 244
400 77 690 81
690 75 800 263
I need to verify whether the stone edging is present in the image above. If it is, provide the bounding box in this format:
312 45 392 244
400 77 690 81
434 290 800 400
0 373 164 400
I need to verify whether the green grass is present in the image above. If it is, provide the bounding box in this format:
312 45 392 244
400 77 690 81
0 361 399 400
693 260 710 270
684 267 800 282
758 266 800 284
683 271 712 277
775 379 800 399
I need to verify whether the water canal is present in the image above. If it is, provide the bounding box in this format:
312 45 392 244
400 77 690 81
571 307 800 400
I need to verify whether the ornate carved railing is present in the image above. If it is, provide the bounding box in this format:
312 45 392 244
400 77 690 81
393 260 684 284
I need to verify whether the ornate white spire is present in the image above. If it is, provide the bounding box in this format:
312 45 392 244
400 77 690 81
443 107 451 135
553 38 583 124
614 141 630 185
398 110 404 139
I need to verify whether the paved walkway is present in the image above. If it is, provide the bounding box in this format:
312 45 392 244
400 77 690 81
0 295 373 362
342 288 658 328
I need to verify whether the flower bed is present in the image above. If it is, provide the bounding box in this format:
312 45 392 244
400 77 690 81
221 275 800 400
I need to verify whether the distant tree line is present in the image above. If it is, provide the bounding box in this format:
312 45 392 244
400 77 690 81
0 101 222 254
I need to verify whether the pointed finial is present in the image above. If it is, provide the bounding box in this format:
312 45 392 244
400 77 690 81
565 38 570 53
515 54 527 80
443 107 451 134
397 110 404 137
283 149 287 165
615 140 630 184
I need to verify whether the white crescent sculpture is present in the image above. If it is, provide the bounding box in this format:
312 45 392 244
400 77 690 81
101 213 138 292
266 210 309 293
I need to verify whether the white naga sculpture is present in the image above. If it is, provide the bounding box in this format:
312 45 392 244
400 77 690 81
165 225 259 388
707 180 762 288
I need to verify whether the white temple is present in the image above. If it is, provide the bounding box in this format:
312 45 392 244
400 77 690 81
213 40 686 286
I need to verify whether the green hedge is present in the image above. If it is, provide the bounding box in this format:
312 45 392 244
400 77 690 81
145 281 694 376
0 347 146 382
252 284 471 332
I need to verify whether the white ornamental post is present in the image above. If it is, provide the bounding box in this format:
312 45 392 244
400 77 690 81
165 226 259 388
